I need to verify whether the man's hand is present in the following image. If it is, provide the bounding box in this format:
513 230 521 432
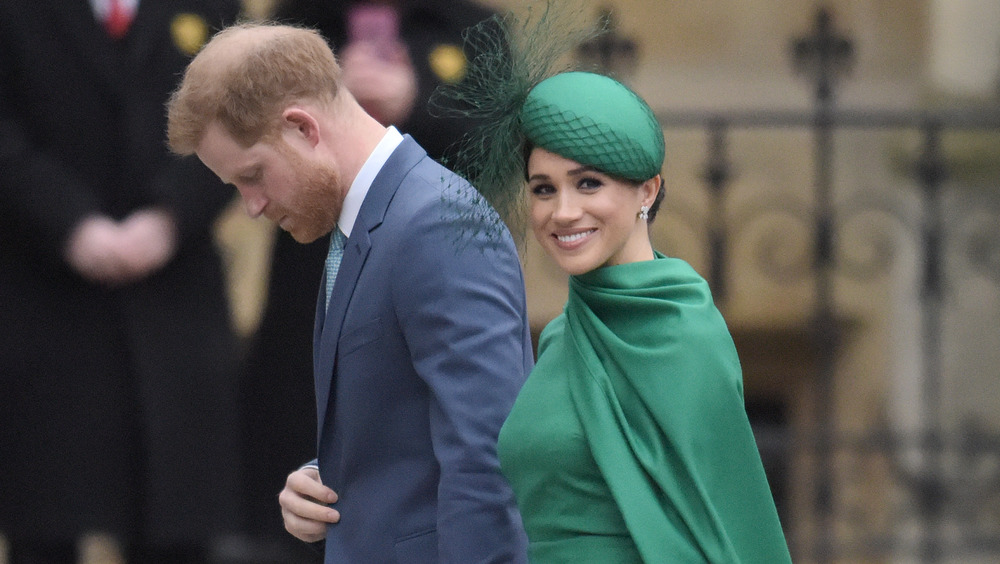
279 467 340 543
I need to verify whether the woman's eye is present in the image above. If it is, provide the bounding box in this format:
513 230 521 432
579 177 603 190
530 184 555 196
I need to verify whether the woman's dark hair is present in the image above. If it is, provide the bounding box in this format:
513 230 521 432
523 141 665 223
647 176 665 223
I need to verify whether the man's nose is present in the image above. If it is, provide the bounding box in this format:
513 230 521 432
238 187 267 219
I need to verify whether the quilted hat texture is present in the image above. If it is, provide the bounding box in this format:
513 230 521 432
520 72 665 181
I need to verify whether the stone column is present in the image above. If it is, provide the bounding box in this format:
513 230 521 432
928 0 1000 97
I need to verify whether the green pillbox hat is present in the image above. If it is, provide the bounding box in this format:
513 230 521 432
519 71 665 182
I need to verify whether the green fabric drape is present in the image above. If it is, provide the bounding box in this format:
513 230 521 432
558 253 791 563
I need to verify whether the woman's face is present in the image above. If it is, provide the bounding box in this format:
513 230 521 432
527 148 659 276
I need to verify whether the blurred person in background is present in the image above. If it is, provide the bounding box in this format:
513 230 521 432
0 1 242 563
235 0 495 559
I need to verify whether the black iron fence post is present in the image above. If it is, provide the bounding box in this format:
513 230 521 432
915 120 947 563
791 8 854 562
704 119 731 302
645 6 1000 561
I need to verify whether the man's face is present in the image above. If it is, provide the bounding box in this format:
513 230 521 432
197 120 343 243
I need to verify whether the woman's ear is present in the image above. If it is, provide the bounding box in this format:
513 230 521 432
641 175 662 207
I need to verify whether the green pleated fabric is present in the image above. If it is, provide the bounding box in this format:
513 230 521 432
501 253 792 563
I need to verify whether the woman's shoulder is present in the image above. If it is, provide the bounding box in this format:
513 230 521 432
537 313 567 352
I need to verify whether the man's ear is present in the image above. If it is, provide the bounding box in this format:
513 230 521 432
282 107 321 148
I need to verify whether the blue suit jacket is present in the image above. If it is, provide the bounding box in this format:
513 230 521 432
313 137 531 563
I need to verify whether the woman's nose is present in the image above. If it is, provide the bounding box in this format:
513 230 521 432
551 191 582 223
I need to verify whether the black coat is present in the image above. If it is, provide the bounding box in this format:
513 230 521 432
238 0 496 542
0 0 242 547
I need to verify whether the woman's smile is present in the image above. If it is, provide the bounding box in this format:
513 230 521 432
554 228 597 247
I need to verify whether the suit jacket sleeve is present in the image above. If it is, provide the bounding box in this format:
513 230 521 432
143 154 237 246
391 196 530 563
125 0 243 246
0 58 103 261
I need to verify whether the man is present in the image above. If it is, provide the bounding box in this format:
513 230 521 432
167 23 531 563
0 1 241 563
237 1 496 552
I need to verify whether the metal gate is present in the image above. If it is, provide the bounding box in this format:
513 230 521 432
585 7 1000 563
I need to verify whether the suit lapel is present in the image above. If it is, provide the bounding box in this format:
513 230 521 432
314 228 371 435
312 137 428 437
125 1 175 72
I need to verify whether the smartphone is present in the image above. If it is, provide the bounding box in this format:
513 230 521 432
347 4 401 61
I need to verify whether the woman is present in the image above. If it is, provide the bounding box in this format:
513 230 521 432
434 9 792 560
497 70 792 563
479 70 793 563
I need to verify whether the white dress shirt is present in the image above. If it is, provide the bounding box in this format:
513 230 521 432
337 126 404 238
89 0 139 22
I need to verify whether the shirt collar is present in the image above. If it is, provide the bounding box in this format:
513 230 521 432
337 126 404 238
90 0 139 20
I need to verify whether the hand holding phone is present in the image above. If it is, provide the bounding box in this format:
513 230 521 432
341 3 417 125
347 3 402 62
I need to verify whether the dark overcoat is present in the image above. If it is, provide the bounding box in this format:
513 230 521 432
0 0 242 547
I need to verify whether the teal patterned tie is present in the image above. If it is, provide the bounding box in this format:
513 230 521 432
324 227 346 310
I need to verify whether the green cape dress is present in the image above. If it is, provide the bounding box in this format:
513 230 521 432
498 253 791 563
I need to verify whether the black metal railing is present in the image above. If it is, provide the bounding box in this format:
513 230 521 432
657 106 1000 563
648 8 1000 564
578 4 1000 561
